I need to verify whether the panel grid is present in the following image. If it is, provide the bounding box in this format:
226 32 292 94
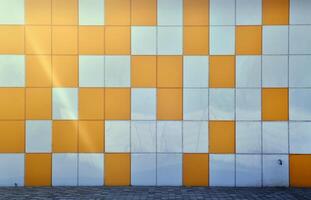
0 0 310 187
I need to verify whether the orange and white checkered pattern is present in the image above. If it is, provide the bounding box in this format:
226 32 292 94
0 0 311 187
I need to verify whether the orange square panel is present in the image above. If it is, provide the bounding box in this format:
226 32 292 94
0 26 24 54
25 0 51 25
79 88 105 120
263 0 289 25
157 89 183 120
105 153 130 186
25 153 52 186
157 56 183 88
78 121 104 153
131 0 157 25
105 26 130 55
262 88 288 121
184 26 209 55
79 26 105 55
52 26 78 55
52 56 78 87
25 26 52 54
52 0 78 25
0 89 25 120
209 56 235 88
105 0 131 25
26 88 51 119
53 121 78 153
236 26 262 55
290 155 311 187
105 88 130 120
0 121 25 153
131 56 156 88
184 0 209 25
209 121 235 154
26 55 52 87
183 154 209 186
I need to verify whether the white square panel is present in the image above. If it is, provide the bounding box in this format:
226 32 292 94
157 121 182 153
209 89 235 120
157 27 182 55
262 56 288 87
289 55 311 87
183 89 208 120
78 153 104 186
290 122 311 154
236 122 262 153
0 154 24 186
263 26 288 55
131 26 156 55
131 88 156 120
131 154 156 186
209 154 235 187
105 56 130 87
236 89 261 120
236 154 262 187
52 153 78 186
0 55 25 87
26 120 52 153
157 154 182 186
79 0 104 25
263 155 289 187
131 121 156 153
290 0 311 24
183 121 208 153
53 88 78 120
236 56 261 88
210 0 235 25
263 122 288 154
289 89 311 120
79 56 105 87
236 0 262 25
290 26 311 54
0 0 24 24
183 56 209 88
105 121 130 153
210 26 235 55
157 0 182 25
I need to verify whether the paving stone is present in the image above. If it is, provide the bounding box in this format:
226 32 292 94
0 187 310 200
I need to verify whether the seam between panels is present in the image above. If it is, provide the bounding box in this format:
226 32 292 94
260 6 264 187
129 0 132 187
234 0 237 187
23 3 26 187
207 0 211 184
257 1 264 187
76 0 80 186
287 13 291 187
260 2 264 187
155 20 158 186
101 1 106 186
233 45 237 188
207 60 211 186
103 12 106 186
261 79 264 187
50 0 53 187
78 24 311 27
181 36 184 187
103 36 106 186
48 1 53 186
181 0 184 187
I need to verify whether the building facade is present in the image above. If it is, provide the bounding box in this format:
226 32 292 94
0 0 311 187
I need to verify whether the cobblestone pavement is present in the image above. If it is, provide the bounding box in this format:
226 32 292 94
0 187 310 200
